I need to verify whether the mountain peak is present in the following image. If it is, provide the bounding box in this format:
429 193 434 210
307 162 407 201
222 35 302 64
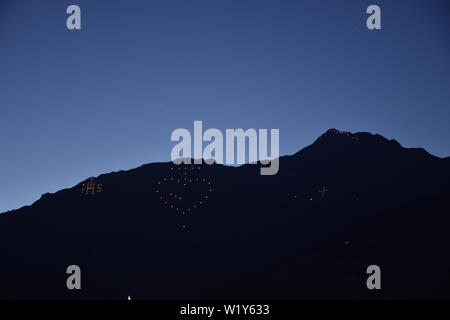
322 128 353 137
305 128 438 161
318 128 403 145
315 128 359 143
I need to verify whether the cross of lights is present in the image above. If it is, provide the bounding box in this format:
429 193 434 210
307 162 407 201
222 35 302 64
318 186 328 199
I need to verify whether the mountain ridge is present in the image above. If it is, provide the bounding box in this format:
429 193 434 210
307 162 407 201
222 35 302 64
1 129 450 299
2 128 446 215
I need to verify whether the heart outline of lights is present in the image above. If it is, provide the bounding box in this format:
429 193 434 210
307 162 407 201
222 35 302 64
155 166 214 215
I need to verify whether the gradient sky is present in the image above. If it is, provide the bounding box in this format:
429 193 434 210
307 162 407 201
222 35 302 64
1 0 449 213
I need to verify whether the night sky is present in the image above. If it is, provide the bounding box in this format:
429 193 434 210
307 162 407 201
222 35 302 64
1 0 449 213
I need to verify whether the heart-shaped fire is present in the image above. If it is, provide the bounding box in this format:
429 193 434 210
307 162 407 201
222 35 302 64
155 165 214 215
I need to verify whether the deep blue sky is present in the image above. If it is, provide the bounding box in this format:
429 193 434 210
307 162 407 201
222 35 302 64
1 0 449 213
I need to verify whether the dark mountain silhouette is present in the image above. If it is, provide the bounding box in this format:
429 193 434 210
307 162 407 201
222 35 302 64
1 128 450 299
